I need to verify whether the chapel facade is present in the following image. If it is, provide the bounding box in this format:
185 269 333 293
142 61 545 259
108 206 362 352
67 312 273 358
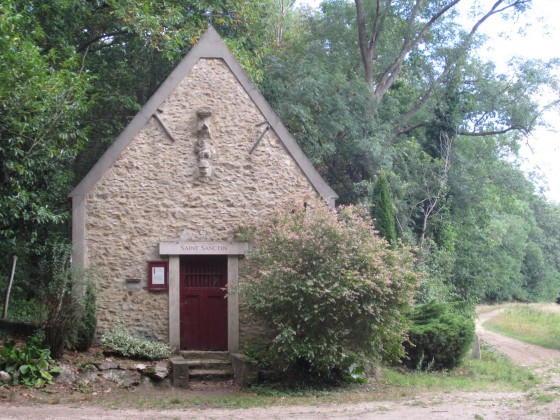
69 27 337 352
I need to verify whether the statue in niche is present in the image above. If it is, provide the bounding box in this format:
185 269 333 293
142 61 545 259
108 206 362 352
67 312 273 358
196 109 212 179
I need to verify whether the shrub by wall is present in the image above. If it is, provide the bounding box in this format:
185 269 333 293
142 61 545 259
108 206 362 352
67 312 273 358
238 202 418 379
404 302 475 370
100 326 174 360
38 243 98 358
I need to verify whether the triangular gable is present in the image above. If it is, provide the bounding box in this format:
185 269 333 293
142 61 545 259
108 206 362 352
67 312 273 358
69 26 338 205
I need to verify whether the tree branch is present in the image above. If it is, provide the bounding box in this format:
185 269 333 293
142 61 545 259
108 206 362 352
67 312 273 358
77 30 130 53
373 0 461 107
386 0 532 146
457 126 525 137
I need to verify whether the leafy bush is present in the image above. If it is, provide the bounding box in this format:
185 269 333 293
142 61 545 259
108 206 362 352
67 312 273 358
404 302 475 370
239 202 418 379
72 280 97 352
39 243 98 358
2 298 47 324
0 340 62 387
100 326 174 360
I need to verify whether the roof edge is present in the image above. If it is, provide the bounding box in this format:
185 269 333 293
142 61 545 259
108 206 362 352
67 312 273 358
69 26 338 202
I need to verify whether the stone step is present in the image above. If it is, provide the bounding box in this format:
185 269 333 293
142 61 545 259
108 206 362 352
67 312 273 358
186 359 232 370
188 368 233 381
179 350 230 361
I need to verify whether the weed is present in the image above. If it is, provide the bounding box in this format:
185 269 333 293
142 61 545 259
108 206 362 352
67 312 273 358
528 392 555 404
74 380 93 394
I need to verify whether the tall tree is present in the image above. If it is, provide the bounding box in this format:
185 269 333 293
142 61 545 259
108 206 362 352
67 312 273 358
261 1 560 302
0 0 91 252
371 174 397 243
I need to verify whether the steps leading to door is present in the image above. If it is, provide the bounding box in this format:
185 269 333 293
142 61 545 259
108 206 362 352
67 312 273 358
179 350 233 381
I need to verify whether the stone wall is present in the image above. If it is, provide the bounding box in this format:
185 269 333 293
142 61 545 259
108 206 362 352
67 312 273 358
84 58 319 341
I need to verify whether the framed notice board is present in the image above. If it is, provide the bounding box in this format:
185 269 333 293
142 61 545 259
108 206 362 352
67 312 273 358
148 261 168 291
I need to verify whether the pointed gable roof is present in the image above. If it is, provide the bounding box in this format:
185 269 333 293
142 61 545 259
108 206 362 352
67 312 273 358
69 26 338 204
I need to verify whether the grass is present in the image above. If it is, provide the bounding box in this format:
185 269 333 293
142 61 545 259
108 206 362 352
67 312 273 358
90 345 537 410
483 304 560 350
381 346 537 394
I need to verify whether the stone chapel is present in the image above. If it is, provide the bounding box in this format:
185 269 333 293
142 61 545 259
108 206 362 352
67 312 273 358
69 27 337 352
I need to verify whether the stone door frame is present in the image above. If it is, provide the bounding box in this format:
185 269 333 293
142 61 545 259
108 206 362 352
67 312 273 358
159 241 249 353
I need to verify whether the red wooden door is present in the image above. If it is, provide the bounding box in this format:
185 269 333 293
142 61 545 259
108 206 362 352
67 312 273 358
180 255 228 350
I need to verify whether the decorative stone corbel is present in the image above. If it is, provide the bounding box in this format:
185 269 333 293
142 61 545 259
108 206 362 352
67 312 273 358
196 109 213 179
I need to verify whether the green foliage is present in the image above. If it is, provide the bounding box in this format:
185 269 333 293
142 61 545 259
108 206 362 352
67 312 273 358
0 340 62 387
0 0 92 251
100 326 174 360
240 202 418 379
415 238 457 304
37 243 98 358
404 302 475 371
72 280 97 352
261 2 560 306
340 356 368 384
371 174 397 243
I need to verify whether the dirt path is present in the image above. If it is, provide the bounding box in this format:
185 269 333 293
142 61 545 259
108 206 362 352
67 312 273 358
2 308 560 419
0 392 540 419
476 308 560 366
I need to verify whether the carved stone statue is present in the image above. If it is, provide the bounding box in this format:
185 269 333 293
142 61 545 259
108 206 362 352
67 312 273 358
196 109 212 179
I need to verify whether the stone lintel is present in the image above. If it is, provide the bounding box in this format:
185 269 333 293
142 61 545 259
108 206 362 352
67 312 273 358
159 241 249 256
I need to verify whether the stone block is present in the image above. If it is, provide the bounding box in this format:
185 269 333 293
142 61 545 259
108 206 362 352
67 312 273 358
98 362 119 370
170 357 189 388
82 58 320 343
230 353 258 388
472 333 481 359
0 371 12 384
101 370 142 387
54 364 76 384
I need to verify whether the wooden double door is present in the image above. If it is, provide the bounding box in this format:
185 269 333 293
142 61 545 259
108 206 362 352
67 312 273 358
179 255 228 350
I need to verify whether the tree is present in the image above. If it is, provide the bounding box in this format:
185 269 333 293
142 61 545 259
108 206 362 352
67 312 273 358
355 0 529 105
261 2 560 303
239 203 418 378
523 198 560 301
0 0 91 259
371 173 397 243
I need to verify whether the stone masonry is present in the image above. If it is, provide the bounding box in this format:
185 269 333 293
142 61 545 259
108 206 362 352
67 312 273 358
84 58 319 343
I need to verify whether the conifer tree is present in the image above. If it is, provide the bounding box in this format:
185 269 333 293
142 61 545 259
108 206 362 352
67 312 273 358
372 174 397 243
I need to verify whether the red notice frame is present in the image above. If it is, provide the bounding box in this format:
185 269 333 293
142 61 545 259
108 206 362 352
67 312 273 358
148 261 168 291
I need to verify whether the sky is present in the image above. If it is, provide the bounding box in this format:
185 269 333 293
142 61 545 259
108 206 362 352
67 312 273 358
294 0 560 202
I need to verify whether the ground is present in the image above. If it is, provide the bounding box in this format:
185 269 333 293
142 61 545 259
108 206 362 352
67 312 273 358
1 306 560 419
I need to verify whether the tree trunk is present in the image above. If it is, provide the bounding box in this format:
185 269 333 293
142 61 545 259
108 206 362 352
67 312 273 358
355 0 374 87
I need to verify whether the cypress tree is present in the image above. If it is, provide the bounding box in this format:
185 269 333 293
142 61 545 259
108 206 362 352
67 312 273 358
371 174 397 243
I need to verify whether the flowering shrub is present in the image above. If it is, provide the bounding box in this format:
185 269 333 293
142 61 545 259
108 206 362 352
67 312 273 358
100 326 174 360
239 202 418 379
